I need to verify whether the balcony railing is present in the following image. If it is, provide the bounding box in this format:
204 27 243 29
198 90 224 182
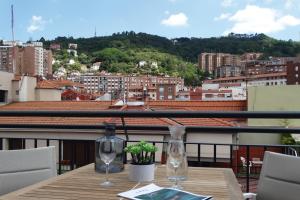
0 110 300 193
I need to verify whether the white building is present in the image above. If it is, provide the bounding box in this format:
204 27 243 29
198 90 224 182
202 83 247 101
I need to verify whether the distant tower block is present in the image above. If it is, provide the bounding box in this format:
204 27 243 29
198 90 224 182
94 27 97 37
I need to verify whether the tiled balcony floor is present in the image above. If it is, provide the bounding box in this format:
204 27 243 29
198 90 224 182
238 177 259 193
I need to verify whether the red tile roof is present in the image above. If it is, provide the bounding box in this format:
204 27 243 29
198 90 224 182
0 101 243 127
149 100 246 111
36 80 84 89
0 101 113 111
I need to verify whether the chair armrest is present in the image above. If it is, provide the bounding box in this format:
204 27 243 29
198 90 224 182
243 193 257 200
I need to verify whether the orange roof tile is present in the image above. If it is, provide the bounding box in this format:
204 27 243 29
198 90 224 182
0 101 112 111
0 101 243 127
149 100 246 111
36 80 84 89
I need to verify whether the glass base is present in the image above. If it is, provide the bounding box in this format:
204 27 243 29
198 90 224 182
171 184 183 190
100 181 114 187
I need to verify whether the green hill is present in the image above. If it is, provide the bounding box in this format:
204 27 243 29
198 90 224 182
44 32 300 86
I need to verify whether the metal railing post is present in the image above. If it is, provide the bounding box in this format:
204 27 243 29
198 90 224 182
197 144 201 162
213 144 217 164
58 140 62 175
246 145 250 193
230 145 233 168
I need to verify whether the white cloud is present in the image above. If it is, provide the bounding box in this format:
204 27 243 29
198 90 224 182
285 0 294 9
223 5 300 34
161 12 188 27
164 10 170 15
221 0 233 7
27 15 47 33
214 13 231 21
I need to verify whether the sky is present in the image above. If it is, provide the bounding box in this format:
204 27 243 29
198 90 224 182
1 0 300 41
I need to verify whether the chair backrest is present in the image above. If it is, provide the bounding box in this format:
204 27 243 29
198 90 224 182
252 157 260 161
240 156 246 166
257 151 300 200
0 146 57 196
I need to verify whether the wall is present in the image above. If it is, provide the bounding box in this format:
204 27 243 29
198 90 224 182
241 85 300 145
36 89 62 101
0 71 14 104
18 76 37 102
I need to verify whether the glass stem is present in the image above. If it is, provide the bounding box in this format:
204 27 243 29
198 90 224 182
174 167 178 187
105 163 109 182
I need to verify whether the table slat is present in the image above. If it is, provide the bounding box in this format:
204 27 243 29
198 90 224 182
0 164 243 200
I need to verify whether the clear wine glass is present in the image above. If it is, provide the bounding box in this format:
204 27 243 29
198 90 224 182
99 138 116 187
167 139 185 189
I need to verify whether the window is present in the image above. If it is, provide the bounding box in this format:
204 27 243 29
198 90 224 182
0 90 7 103
295 66 299 71
296 74 299 78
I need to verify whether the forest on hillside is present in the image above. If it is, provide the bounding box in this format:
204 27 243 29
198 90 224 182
39 32 300 86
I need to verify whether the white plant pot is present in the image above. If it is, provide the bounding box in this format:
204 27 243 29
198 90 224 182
128 163 155 182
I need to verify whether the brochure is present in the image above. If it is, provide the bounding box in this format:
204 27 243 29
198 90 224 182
118 183 212 200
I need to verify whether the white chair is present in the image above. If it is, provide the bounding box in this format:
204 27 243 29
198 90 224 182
240 156 252 174
244 151 300 200
0 146 57 196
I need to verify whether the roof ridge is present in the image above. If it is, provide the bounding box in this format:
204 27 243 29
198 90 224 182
211 118 235 127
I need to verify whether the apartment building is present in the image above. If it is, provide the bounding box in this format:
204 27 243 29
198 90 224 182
208 72 287 87
127 86 157 101
157 84 176 100
50 43 61 51
201 83 246 101
124 75 184 93
0 46 23 73
43 50 53 77
287 61 300 85
240 53 262 61
77 73 184 100
215 65 242 78
0 41 53 77
80 73 124 95
198 53 241 73
245 62 286 76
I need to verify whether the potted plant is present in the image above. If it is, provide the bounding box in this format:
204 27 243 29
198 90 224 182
124 141 158 182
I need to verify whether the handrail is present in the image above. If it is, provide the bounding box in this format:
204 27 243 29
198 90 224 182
0 124 300 134
1 110 300 118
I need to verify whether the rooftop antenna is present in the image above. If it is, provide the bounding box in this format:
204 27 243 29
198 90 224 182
11 4 15 43
11 4 16 74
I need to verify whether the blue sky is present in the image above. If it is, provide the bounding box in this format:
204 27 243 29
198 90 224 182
1 0 300 41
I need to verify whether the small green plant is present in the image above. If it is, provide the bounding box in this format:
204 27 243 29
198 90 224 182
124 141 158 165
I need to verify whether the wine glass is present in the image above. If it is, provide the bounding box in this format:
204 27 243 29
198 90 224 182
167 139 185 189
99 138 116 187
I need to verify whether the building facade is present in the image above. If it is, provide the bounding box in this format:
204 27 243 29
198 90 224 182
198 53 241 73
156 84 176 100
215 65 242 78
287 62 300 85
0 41 52 77
76 73 184 101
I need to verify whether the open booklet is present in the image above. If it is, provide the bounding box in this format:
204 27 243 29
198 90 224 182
118 183 212 200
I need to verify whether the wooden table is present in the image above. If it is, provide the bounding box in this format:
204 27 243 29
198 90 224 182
0 164 243 200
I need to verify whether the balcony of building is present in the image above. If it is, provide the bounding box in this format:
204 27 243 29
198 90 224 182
0 104 300 197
